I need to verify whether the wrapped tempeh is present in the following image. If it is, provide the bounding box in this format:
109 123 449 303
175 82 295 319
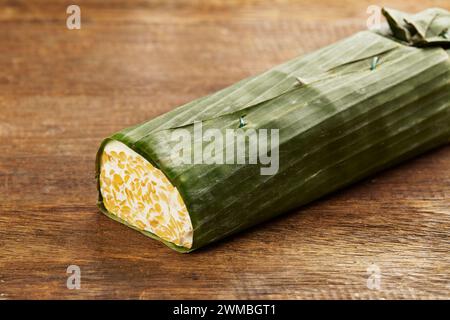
96 8 450 252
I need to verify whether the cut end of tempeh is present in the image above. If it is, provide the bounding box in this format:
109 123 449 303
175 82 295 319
99 140 193 249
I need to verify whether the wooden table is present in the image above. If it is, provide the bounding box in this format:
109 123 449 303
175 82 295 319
1 0 449 299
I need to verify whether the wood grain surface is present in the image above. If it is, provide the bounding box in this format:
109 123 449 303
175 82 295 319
0 0 449 300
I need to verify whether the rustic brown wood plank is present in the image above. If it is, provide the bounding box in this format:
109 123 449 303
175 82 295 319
0 0 449 299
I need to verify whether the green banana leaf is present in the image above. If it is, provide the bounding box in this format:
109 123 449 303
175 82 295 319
96 7 450 252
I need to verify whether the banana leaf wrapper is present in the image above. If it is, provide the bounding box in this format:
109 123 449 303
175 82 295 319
96 8 450 252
